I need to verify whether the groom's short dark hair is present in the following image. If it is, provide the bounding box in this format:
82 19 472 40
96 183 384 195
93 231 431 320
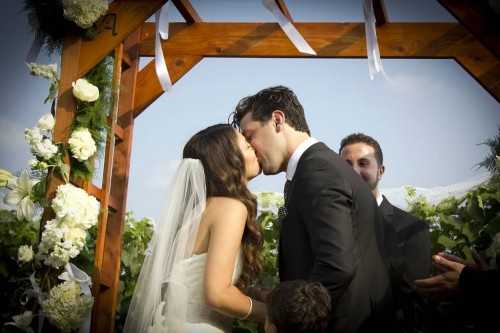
230 85 310 135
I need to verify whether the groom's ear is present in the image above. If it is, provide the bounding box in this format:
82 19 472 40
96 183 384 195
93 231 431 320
271 110 285 132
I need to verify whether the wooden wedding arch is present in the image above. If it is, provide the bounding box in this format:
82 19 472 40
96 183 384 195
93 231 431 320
44 0 499 332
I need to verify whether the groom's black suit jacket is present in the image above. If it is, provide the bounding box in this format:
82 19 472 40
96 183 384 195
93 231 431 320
279 142 395 333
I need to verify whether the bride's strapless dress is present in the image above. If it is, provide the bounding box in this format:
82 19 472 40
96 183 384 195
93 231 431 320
151 248 243 333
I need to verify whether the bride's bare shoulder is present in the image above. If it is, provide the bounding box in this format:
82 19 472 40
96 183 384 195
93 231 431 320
205 197 247 218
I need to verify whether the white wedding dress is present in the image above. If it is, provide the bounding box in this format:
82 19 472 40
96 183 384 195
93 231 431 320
148 248 244 333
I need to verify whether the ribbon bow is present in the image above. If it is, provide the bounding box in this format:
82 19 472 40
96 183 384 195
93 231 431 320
21 272 48 306
20 272 48 333
155 1 174 92
60 263 93 333
60 263 92 295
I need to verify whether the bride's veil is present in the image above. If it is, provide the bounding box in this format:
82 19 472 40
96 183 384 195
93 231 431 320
123 158 206 332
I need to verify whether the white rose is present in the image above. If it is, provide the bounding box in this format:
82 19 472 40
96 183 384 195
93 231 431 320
18 245 34 263
36 112 55 131
72 79 99 102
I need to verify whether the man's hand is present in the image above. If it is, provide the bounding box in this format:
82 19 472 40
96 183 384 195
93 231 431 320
413 254 465 302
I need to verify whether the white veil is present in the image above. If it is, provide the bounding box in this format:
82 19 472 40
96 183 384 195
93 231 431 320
123 158 206 333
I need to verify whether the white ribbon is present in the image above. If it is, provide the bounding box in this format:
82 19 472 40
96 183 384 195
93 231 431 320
21 273 48 306
60 263 93 333
60 263 92 295
25 36 44 64
262 0 316 55
20 273 48 333
154 1 174 92
362 0 391 82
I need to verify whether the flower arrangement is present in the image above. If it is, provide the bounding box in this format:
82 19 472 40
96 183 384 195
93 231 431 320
61 0 108 30
0 112 100 332
1 56 113 332
22 0 109 55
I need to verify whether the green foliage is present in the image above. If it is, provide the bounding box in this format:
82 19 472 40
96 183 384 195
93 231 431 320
113 197 283 333
406 127 500 332
114 212 155 333
0 214 40 332
0 210 98 332
474 126 500 173
22 0 99 55
407 180 500 332
408 182 500 266
233 192 282 333
70 57 114 181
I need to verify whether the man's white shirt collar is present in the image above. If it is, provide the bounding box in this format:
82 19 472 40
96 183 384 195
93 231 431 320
376 193 383 206
286 137 318 181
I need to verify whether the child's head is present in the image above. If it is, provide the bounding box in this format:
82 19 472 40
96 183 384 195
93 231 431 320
265 280 331 333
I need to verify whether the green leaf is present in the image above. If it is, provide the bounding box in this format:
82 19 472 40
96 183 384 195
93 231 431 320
438 214 462 231
437 235 457 248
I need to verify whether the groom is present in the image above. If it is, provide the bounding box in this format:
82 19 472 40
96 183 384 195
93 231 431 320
231 85 395 333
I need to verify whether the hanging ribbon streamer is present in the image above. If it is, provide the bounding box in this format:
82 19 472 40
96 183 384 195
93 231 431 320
61 263 93 333
262 0 316 55
25 35 45 64
60 263 93 294
362 0 391 82
20 272 48 333
155 1 174 92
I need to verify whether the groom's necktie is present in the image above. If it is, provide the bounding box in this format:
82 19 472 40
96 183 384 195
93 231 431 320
283 179 292 201
278 180 292 221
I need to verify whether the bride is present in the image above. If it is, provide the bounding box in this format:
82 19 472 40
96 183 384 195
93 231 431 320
123 124 267 332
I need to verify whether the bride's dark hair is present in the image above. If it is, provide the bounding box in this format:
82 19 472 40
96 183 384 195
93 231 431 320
183 124 263 291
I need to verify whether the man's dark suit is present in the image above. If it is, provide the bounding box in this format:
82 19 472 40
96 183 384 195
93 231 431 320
279 142 395 333
380 196 430 332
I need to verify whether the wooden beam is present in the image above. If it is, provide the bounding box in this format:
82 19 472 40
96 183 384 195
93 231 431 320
373 0 388 24
41 32 82 231
133 55 203 118
275 0 294 23
90 27 141 333
77 0 166 78
438 0 500 58
135 21 499 102
139 22 492 58
172 0 202 23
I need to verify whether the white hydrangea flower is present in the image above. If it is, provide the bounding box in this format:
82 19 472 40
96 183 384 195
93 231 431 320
51 183 99 229
38 184 99 268
27 63 58 81
32 138 58 160
28 159 38 168
25 127 58 160
18 245 34 263
24 128 43 145
72 78 99 102
42 280 94 333
62 0 108 29
68 128 97 162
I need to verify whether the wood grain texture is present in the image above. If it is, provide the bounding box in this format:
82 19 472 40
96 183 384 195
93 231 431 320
134 54 203 117
135 21 499 101
439 0 500 58
77 0 166 77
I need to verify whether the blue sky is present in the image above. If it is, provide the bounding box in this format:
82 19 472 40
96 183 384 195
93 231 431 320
1 0 499 220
